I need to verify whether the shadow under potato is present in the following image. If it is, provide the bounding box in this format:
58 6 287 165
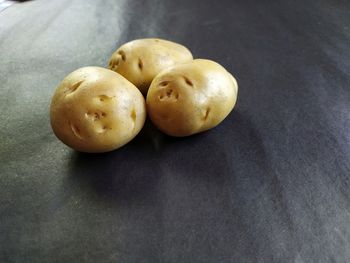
66 119 165 202
66 110 270 205
66 117 213 200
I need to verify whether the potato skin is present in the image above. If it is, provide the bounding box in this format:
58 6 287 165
50 67 146 153
108 38 193 94
146 59 238 137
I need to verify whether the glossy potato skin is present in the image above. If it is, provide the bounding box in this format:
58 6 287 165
108 38 193 94
50 67 146 153
146 59 238 137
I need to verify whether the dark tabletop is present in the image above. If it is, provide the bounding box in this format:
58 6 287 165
1 0 350 262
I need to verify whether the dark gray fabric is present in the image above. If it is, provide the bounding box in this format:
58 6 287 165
1 0 350 262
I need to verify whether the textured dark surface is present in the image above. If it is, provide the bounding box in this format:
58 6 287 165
1 0 350 262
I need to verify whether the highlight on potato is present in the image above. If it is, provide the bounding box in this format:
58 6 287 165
146 59 238 137
50 67 146 153
108 38 193 94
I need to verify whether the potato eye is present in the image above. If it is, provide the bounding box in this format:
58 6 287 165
183 76 193 87
138 58 143 71
117 50 126 61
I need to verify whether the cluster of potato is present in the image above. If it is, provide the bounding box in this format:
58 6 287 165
50 39 238 153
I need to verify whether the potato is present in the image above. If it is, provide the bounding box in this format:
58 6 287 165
108 38 193 94
50 67 146 153
146 59 238 137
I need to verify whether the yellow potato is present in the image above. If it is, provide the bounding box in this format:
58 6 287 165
146 59 238 137
108 38 193 94
50 67 146 153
